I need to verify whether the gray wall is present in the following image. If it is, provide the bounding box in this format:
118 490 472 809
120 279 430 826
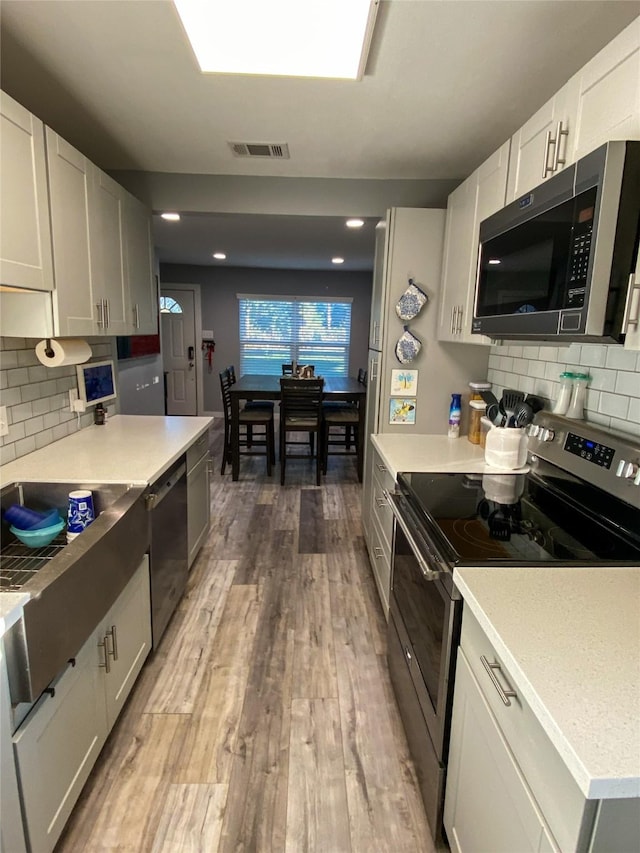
117 354 165 415
160 264 372 413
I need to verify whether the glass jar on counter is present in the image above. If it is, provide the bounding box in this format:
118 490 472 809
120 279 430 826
469 381 492 402
468 400 487 444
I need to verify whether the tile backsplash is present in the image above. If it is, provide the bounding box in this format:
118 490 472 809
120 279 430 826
488 343 640 436
0 336 116 464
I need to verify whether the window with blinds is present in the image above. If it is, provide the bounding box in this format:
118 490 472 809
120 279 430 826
238 295 352 376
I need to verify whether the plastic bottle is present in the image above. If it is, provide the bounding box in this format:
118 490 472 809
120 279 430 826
566 373 590 419
448 393 462 438
93 403 105 425
553 372 574 415
468 400 486 444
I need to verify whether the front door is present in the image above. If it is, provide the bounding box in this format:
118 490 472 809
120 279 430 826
161 288 197 415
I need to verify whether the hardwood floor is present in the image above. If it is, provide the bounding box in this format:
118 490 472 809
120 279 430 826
55 423 440 853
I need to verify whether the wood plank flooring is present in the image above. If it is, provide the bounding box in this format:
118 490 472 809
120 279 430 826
55 423 441 853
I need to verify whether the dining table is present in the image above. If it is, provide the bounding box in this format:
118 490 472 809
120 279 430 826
229 374 366 482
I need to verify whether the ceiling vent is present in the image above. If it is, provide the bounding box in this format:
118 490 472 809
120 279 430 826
229 141 290 159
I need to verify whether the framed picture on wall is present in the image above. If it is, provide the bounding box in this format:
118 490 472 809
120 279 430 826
391 368 418 396
389 398 416 424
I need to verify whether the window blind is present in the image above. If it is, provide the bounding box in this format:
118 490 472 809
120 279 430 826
238 295 352 376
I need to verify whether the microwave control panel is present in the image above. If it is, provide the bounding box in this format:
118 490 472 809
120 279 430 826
566 224 593 308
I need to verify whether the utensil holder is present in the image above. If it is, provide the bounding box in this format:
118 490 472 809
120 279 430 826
484 426 527 470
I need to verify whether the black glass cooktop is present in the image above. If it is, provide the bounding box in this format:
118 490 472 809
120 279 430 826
397 467 640 567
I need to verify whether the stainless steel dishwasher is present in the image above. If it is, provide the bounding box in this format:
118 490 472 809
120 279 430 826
147 456 188 647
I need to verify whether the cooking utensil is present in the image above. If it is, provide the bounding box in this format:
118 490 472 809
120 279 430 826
479 389 499 408
513 401 534 428
486 402 501 426
524 394 544 414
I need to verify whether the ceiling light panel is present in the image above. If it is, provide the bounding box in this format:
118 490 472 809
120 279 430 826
173 0 378 80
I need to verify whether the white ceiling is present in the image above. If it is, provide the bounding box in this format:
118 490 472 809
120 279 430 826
1 0 638 270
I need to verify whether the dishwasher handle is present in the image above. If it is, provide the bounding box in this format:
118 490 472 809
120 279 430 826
146 460 186 510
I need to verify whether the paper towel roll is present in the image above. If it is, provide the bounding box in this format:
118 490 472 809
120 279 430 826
35 338 92 368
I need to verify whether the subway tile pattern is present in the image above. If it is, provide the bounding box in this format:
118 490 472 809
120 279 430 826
0 337 117 464
487 343 640 437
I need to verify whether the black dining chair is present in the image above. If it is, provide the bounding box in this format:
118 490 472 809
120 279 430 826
320 367 365 463
321 399 361 478
219 368 275 476
279 377 324 485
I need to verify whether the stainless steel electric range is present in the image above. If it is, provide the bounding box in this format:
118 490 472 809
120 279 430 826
386 412 640 841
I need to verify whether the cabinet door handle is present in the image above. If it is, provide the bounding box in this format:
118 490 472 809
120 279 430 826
375 496 387 508
456 305 463 335
373 547 384 558
552 120 569 171
370 358 378 382
97 301 105 328
104 299 110 329
375 463 387 472
98 636 111 673
480 655 517 706
133 303 140 329
106 625 119 661
450 305 457 334
542 129 554 178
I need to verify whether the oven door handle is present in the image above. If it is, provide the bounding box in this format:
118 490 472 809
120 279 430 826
386 491 442 582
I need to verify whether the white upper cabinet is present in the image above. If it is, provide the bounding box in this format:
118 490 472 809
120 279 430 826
124 191 158 335
507 18 640 203
0 91 54 292
0 91 158 339
45 128 97 336
89 167 129 335
505 77 579 203
438 141 510 344
572 17 640 160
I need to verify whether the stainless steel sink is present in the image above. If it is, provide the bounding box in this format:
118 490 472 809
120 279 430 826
1 481 149 704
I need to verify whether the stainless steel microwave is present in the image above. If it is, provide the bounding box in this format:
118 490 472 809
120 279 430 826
472 140 640 343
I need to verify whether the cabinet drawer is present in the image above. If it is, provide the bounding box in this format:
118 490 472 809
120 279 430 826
372 462 394 551
368 511 391 617
460 609 594 852
186 430 210 472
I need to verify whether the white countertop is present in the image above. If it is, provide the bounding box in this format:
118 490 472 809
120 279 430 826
371 433 528 480
454 566 640 800
0 415 213 487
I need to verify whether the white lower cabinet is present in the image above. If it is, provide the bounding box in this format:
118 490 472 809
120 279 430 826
445 608 640 853
444 649 559 853
187 432 211 568
13 557 151 853
363 445 395 617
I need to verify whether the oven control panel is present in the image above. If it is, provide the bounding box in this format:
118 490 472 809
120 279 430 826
529 413 640 508
564 433 615 469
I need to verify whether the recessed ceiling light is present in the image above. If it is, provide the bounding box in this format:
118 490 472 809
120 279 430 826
173 0 378 80
346 218 365 228
332 257 345 265
488 258 501 265
213 252 227 260
161 212 181 221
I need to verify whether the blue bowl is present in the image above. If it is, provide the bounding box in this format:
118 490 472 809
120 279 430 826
10 519 66 548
